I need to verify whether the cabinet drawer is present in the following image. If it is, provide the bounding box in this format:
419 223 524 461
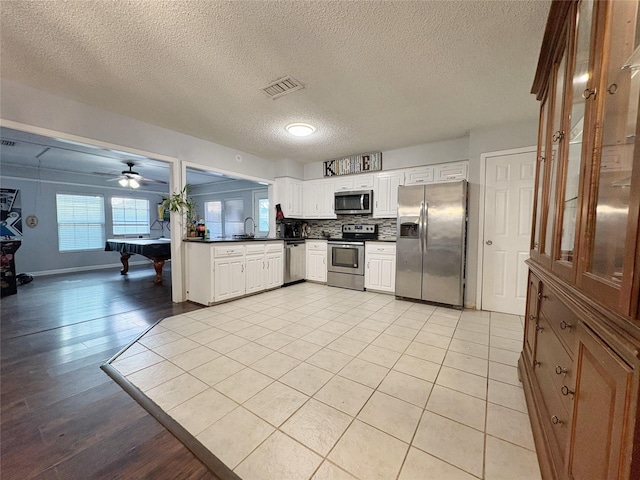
245 243 265 255
539 288 580 356
535 361 571 461
536 315 574 415
265 242 283 254
306 241 327 251
366 243 396 255
214 245 244 257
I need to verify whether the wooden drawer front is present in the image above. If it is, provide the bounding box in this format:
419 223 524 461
535 315 575 415
524 273 541 366
535 360 571 462
245 243 266 256
214 245 244 258
265 243 283 254
365 243 396 255
306 241 327 251
539 288 579 356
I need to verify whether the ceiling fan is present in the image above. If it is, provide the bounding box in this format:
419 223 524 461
99 161 168 188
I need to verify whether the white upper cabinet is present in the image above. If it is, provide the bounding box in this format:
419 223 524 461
404 166 435 185
373 171 404 218
434 161 468 182
333 174 374 192
303 179 336 219
274 177 303 218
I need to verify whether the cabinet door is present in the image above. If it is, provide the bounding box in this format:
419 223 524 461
523 272 541 366
334 177 354 191
567 326 632 480
303 180 319 218
434 162 468 182
374 172 404 218
306 250 326 282
578 0 640 315
291 180 303 217
185 243 215 305
404 166 434 185
245 255 264 294
319 180 336 218
531 98 550 261
366 254 396 293
265 252 283 288
214 257 245 301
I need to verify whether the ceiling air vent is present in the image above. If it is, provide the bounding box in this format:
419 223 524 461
1 140 16 147
261 76 304 99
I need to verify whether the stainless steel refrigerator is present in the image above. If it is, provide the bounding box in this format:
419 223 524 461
395 180 467 307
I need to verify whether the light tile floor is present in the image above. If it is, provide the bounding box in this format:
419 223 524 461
109 283 542 480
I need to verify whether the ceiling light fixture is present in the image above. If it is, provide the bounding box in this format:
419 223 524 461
286 123 316 137
119 178 140 188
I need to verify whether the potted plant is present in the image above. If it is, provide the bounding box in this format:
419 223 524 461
161 185 198 237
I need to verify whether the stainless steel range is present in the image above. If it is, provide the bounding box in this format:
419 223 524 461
327 224 378 291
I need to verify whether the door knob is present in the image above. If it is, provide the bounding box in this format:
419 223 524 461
486 240 493 245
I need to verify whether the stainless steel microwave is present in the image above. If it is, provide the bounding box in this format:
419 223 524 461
334 190 373 215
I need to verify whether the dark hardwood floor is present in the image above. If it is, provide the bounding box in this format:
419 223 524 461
1 264 220 480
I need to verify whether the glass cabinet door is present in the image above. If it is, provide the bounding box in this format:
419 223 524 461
542 53 568 265
581 0 640 313
557 0 595 272
531 98 550 260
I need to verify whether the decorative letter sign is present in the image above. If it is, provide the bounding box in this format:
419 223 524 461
324 152 382 177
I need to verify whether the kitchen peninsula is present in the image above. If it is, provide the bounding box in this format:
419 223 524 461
183 237 284 306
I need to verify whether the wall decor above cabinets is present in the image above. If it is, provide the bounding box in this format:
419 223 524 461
323 152 382 177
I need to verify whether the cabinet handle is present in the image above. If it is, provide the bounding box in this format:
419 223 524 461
555 365 568 376
534 360 541 368
536 325 544 332
529 314 537 321
537 291 543 300
582 88 596 100
552 130 565 142
241 265 244 272
367 261 370 268
551 415 563 425
561 385 574 396
560 320 572 331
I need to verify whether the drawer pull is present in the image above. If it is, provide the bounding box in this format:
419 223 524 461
560 320 573 331
551 415 563 425
536 325 544 332
555 365 568 376
561 385 574 396
534 360 541 368
529 314 536 321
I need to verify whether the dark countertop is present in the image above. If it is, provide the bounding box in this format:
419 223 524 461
306 237 396 242
183 237 284 243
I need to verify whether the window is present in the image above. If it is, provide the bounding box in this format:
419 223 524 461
204 198 244 237
56 193 105 252
253 190 269 235
111 197 150 236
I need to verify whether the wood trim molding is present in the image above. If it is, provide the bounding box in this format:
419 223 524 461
531 1 576 99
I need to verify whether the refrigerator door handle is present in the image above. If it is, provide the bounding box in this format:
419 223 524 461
424 202 429 251
419 201 425 252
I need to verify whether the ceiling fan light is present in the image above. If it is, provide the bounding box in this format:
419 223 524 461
118 178 129 187
286 123 316 137
129 179 140 189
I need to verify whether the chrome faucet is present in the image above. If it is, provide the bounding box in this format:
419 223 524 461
244 217 256 237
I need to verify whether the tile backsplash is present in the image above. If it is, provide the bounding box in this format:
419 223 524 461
303 215 397 240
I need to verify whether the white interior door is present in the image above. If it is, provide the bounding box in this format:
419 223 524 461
482 151 536 315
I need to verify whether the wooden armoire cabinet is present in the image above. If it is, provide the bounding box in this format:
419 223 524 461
520 1 640 479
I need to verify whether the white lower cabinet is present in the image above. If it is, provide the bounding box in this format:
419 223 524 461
365 242 396 293
306 240 327 282
185 241 283 305
264 243 284 289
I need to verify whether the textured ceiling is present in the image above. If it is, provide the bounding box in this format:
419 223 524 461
0 0 550 164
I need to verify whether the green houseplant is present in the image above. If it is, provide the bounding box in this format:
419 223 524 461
161 185 197 237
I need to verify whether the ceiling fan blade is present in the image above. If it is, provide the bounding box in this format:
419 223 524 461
140 178 168 185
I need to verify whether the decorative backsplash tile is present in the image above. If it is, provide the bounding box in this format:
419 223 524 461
302 215 397 240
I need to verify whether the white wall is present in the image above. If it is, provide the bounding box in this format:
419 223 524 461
303 137 470 180
0 79 276 182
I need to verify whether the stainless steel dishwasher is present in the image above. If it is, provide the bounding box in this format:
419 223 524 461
283 239 306 286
